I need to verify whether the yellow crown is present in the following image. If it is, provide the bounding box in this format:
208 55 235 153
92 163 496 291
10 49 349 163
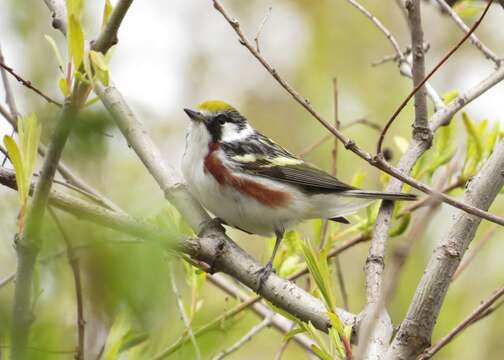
197 100 236 112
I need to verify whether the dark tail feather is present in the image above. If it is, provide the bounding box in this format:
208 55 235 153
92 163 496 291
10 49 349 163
341 190 417 201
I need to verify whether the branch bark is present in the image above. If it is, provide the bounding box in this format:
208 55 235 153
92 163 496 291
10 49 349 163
42 0 67 36
10 2 135 357
0 167 357 335
386 139 504 359
210 0 504 227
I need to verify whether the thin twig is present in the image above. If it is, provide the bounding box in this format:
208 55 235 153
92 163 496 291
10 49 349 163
376 0 495 154
48 208 85 360
210 0 504 226
330 78 349 311
298 117 377 158
211 316 272 360
169 262 201 360
273 323 295 360
346 0 444 111
0 273 15 289
419 284 504 360
0 60 62 107
254 6 272 53
434 0 501 66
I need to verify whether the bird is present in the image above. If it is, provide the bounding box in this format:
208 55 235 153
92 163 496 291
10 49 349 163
181 100 416 289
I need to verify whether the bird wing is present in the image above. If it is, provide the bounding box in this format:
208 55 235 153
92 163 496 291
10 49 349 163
222 133 354 193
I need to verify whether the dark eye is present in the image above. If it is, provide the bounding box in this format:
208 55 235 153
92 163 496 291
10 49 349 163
216 114 227 125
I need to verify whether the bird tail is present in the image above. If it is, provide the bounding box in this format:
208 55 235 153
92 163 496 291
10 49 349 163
340 190 417 201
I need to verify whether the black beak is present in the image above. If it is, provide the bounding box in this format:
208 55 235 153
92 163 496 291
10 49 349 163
184 108 205 122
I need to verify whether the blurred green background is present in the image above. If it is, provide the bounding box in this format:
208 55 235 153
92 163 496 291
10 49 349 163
1 0 503 359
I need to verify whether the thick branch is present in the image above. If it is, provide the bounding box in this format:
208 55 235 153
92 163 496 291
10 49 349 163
0 167 356 335
406 0 431 141
42 0 67 36
386 140 504 359
92 0 134 53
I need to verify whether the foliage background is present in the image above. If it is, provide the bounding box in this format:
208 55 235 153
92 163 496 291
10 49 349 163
0 0 503 359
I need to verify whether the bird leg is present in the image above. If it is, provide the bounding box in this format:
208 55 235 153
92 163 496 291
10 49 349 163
198 217 227 274
255 228 284 293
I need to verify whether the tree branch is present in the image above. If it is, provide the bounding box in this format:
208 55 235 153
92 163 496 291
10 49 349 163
211 316 272 360
386 139 504 359
210 0 504 227
0 59 62 107
406 0 431 143
10 1 135 357
377 0 494 154
0 166 357 336
93 81 356 333
434 0 501 66
42 0 67 36
418 284 504 360
0 106 123 213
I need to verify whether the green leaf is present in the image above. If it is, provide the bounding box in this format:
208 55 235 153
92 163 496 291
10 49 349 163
442 90 460 104
68 14 85 69
310 344 333 360
67 0 84 18
59 78 70 96
283 326 305 341
21 114 41 186
102 0 113 29
350 170 366 188
90 50 109 85
300 240 336 311
44 34 65 72
4 135 26 204
102 311 131 360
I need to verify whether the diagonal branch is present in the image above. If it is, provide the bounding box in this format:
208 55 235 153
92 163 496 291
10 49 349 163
434 0 501 66
0 60 62 107
386 139 504 359
418 283 504 360
210 0 504 227
93 81 356 332
0 166 357 335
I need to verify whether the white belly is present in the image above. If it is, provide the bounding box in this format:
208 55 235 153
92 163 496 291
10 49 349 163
182 155 305 235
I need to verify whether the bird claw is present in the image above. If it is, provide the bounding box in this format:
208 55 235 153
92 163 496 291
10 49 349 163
254 262 275 293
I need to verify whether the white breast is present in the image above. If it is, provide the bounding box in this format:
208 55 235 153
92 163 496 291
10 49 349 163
181 123 308 235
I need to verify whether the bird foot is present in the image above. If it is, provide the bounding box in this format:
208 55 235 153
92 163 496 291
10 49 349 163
254 262 275 293
198 218 227 274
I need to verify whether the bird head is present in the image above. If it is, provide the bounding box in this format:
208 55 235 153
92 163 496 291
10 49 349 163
184 100 253 143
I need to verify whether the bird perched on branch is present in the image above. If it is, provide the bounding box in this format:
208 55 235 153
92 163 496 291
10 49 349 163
182 100 416 290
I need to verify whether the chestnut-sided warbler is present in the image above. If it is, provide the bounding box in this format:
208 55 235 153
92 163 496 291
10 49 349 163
182 100 416 287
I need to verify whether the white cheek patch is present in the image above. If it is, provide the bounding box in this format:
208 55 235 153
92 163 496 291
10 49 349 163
221 123 254 142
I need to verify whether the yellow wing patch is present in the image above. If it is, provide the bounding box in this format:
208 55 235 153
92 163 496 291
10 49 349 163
231 154 304 166
198 100 236 112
